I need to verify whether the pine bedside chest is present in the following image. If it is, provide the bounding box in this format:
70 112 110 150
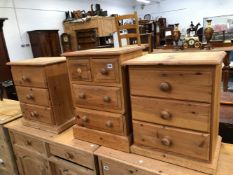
63 46 143 152
124 51 226 174
7 57 75 134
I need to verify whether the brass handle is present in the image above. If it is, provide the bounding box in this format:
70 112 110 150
101 68 108 75
30 111 39 118
160 111 172 120
161 137 172 147
81 116 88 123
26 94 34 100
160 82 171 92
26 140 32 146
65 152 74 159
103 96 111 103
105 121 113 128
79 92 86 99
22 75 29 81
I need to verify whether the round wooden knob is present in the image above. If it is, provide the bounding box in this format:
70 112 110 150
103 96 111 103
79 92 86 99
101 68 108 75
160 111 172 120
22 75 29 81
65 152 74 159
81 116 88 122
26 94 34 100
161 137 172 147
76 68 82 77
160 82 171 92
26 140 32 146
105 121 113 128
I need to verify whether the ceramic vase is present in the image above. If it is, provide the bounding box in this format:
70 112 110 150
204 19 214 50
173 23 181 50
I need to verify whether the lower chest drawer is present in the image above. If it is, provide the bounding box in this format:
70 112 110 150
133 120 210 161
48 143 96 170
72 84 122 113
20 103 54 125
16 86 50 107
76 107 127 135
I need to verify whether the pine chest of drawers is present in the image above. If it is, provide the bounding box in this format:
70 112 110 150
63 46 143 152
7 57 75 134
124 52 225 162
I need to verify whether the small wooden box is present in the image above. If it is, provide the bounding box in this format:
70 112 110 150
7 57 75 134
63 46 143 152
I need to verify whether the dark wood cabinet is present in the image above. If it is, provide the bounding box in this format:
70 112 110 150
28 30 61 58
0 18 12 82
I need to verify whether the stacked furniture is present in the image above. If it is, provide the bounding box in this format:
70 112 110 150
0 99 21 175
7 57 75 134
124 51 225 174
63 46 143 152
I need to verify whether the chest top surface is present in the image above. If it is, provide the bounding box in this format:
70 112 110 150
123 51 226 66
7 57 66 66
62 46 144 57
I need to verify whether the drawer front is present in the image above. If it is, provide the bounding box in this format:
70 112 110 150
73 84 122 112
129 67 213 103
51 157 95 175
76 107 126 135
49 144 95 169
133 121 210 161
16 86 50 107
131 96 211 132
68 59 92 82
12 66 47 88
20 103 54 125
91 58 119 83
10 131 45 155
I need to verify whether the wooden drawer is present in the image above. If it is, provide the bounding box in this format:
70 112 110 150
50 156 95 175
11 66 47 88
16 86 50 107
133 120 210 161
73 84 122 112
20 103 54 125
10 131 46 155
76 107 126 135
91 58 120 83
129 67 213 103
68 59 92 82
131 96 211 132
49 143 96 169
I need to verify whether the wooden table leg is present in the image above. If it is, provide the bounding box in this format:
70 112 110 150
222 51 231 92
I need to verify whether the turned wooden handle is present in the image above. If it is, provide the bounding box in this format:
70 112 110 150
26 140 32 146
161 137 172 147
81 116 88 122
26 94 34 100
22 75 29 81
160 111 172 120
101 68 108 75
30 111 39 118
160 82 171 92
79 92 86 99
103 96 111 103
65 152 74 159
105 121 113 128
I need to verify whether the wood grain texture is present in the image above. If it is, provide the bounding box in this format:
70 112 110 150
131 96 211 132
73 125 132 152
123 51 226 65
129 66 213 103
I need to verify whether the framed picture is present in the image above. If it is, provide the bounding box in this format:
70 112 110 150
203 14 233 41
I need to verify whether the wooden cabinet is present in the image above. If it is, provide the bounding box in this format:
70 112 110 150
64 46 143 152
28 30 61 58
7 57 75 134
124 52 225 165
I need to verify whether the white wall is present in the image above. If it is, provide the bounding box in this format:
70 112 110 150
136 0 233 34
0 0 134 61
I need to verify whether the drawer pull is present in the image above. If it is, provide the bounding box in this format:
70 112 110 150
26 94 34 100
0 159 4 165
22 75 29 81
79 92 86 99
77 68 82 77
161 137 172 147
26 140 32 146
65 152 74 159
160 111 172 120
101 68 108 75
105 121 113 128
30 111 39 118
160 82 171 92
81 116 88 122
103 96 111 103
